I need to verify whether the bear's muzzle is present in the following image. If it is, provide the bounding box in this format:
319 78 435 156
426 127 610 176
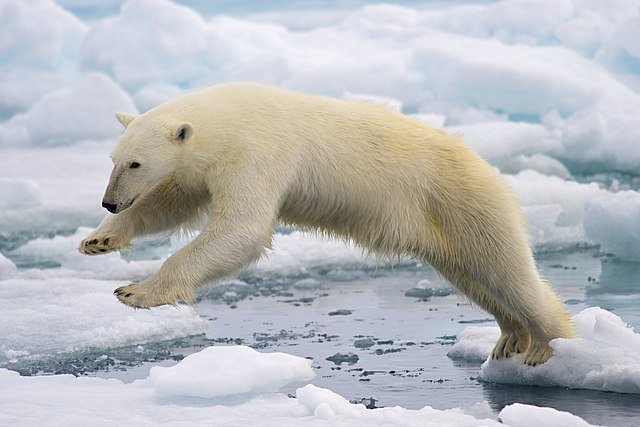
102 201 118 214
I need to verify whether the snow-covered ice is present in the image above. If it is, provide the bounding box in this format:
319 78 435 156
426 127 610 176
2 0 640 256
0 344 598 427
449 307 640 394
0 276 207 361
148 345 315 398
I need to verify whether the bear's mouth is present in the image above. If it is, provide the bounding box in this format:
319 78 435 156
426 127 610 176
118 195 137 213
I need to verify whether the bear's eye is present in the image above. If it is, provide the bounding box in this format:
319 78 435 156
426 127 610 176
130 161 141 169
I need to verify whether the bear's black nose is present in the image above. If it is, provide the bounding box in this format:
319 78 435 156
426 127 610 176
102 201 118 214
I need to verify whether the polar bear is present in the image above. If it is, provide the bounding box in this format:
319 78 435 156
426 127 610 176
80 82 573 365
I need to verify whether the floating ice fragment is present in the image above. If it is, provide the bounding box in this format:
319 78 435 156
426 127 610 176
450 307 640 394
447 326 501 363
499 403 597 427
0 347 595 426
148 345 314 398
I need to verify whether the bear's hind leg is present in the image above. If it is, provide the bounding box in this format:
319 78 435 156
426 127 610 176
448 272 531 359
480 271 573 366
518 279 574 366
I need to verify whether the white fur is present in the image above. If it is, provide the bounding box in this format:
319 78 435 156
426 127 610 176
80 82 574 365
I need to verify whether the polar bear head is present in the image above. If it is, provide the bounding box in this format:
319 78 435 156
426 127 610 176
101 111 193 214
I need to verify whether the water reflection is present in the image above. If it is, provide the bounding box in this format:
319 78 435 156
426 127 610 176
482 382 640 427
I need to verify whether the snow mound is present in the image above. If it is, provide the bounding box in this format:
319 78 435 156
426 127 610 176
452 121 562 173
148 345 314 398
294 383 501 425
584 190 640 261
449 307 640 394
506 171 608 250
447 326 501 363
80 0 212 91
0 0 87 116
0 73 136 146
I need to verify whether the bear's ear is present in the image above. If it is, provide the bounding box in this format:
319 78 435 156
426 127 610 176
172 123 194 144
115 112 138 128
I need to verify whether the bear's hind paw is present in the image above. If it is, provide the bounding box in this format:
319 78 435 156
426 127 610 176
522 342 554 366
491 332 530 360
114 283 192 309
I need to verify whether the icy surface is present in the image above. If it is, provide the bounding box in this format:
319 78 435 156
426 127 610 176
0 73 136 146
499 403 597 427
0 344 595 427
505 171 608 250
449 307 640 394
1 0 640 171
1 0 640 256
584 190 640 261
0 276 207 361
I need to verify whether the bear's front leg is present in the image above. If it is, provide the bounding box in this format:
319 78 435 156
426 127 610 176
80 214 133 255
113 187 278 308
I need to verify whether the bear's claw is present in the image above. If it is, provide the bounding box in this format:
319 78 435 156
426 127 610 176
79 234 120 256
491 331 531 360
522 342 554 366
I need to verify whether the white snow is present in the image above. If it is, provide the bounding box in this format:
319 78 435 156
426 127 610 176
506 171 608 250
148 345 315 398
449 307 640 394
0 0 86 116
0 0 638 256
0 344 596 427
2 0 640 170
499 403 597 427
257 231 369 273
0 276 207 361
0 73 136 146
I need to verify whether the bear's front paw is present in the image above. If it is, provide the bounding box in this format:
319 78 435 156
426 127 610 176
114 284 158 309
79 232 126 255
114 281 194 309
